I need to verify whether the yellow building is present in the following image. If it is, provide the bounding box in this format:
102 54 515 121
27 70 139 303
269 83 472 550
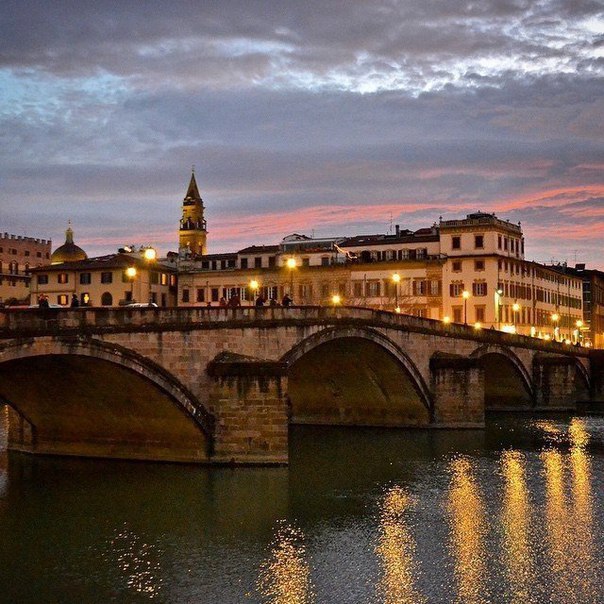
177 210 583 342
30 246 177 308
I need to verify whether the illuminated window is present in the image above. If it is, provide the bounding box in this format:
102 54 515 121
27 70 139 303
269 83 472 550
58 273 69 284
58 294 68 305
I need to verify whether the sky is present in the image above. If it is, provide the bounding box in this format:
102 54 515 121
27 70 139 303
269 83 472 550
1 0 603 267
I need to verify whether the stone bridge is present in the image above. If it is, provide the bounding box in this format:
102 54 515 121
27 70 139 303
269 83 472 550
0 306 597 464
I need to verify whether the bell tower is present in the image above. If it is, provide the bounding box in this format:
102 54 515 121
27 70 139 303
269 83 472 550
179 169 207 256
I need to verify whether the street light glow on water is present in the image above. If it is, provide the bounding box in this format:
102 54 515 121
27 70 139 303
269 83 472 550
1 412 604 602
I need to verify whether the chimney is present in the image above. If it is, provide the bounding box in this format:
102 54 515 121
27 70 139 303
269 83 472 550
395 224 400 236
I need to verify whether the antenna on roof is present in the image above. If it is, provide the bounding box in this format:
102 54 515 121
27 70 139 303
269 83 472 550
388 212 393 234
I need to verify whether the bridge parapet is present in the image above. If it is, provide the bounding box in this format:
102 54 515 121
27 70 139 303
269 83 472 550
0 307 591 359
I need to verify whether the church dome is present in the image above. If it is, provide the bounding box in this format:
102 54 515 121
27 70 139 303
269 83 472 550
51 224 88 264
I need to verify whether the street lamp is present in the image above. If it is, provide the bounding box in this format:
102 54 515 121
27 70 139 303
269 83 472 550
286 257 296 296
331 294 341 307
551 312 560 341
495 288 503 330
442 315 451 325
143 247 157 261
126 266 137 302
392 273 401 313
575 319 584 345
462 290 470 325
512 302 520 333
249 279 260 305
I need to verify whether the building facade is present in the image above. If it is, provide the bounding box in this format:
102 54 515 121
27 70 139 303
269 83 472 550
29 251 177 307
177 201 584 342
0 233 51 305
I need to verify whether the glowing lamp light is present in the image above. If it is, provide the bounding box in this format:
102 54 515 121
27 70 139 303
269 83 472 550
249 279 259 291
474 322 482 330
391 273 401 283
125 267 137 279
462 290 470 299
331 294 342 306
442 316 451 324
512 303 520 312
551 313 560 322
576 320 584 328
286 257 296 269
502 324 516 334
544 334 551 341
143 247 157 261
394 306 401 314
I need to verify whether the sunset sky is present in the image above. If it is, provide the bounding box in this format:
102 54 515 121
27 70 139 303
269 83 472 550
1 1 603 267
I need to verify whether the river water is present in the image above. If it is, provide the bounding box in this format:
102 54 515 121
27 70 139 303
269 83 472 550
0 410 603 603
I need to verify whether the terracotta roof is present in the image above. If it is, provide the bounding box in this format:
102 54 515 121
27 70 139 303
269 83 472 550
238 245 280 254
30 253 175 272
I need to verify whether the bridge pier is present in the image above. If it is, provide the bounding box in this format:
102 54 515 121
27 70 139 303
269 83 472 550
207 353 289 464
533 355 579 410
5 406 35 452
430 354 485 427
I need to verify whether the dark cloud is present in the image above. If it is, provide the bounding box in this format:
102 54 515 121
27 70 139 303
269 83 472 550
0 1 602 267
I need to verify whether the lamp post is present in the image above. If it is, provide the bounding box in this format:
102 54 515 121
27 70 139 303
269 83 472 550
551 312 560 342
249 279 259 306
495 288 503 330
126 266 137 302
462 290 470 325
575 319 584 345
286 257 296 297
512 302 520 334
392 273 401 313
143 247 156 303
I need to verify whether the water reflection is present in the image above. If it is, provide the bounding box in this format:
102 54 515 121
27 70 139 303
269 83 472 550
258 522 313 604
447 456 488 604
500 450 535 603
375 486 425 604
103 523 163 599
568 419 597 601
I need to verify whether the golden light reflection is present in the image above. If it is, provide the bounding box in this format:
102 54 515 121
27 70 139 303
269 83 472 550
568 419 597 601
257 523 313 604
447 457 488 604
542 449 573 602
375 486 426 604
108 524 163 599
500 450 534 604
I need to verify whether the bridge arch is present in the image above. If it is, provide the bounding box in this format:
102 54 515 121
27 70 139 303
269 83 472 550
282 326 432 426
0 337 213 462
470 344 534 408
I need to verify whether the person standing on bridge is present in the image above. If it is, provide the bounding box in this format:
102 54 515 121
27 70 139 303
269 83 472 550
282 294 292 307
70 294 80 308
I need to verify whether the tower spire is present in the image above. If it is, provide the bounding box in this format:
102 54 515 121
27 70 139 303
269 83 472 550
179 169 207 256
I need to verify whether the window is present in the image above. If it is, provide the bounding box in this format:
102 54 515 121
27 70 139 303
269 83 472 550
196 288 205 302
430 280 441 296
321 256 330 266
58 273 69 284
80 292 90 306
416 248 427 259
254 257 262 268
58 294 68 306
504 238 509 251
24 250 30 257
37 251 42 258
101 292 113 306
475 306 485 323
321 283 330 297
452 236 461 250
240 258 248 269
452 306 463 323
101 272 113 284
474 260 485 271
473 282 488 296
498 235 502 249
211 288 219 302
37 274 48 285
367 281 381 297
414 280 427 295
452 260 462 272
475 235 484 249
302 257 310 267
450 283 465 297
182 288 190 303
161 274 168 285
80 272 91 285
268 256 275 268
353 282 363 297
150 272 159 285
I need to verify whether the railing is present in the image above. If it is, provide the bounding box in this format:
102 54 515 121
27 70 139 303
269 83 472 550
0 306 590 356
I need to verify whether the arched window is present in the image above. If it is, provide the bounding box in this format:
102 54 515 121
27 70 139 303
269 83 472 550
101 292 113 306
